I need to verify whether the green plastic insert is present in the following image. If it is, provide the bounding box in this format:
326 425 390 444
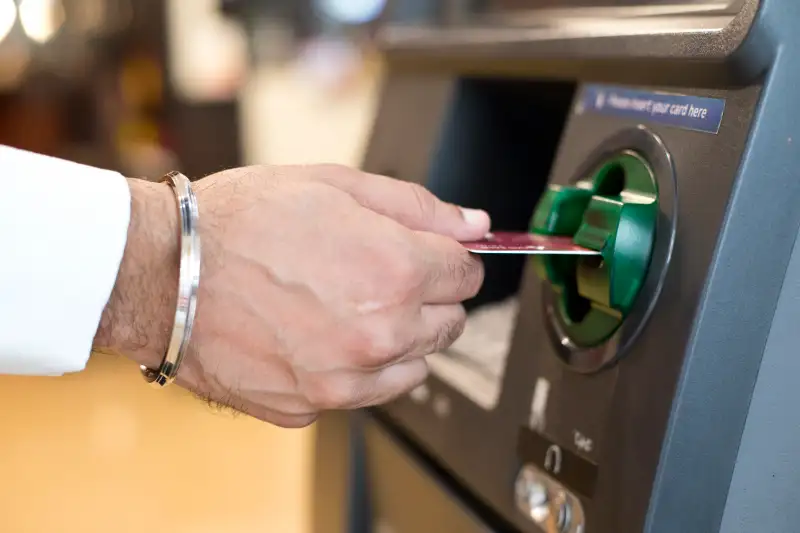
531 151 658 347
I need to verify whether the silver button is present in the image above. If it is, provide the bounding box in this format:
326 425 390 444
515 465 573 533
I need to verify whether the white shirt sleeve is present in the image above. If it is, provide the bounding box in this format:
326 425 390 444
0 146 131 375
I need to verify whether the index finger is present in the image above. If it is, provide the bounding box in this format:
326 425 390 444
322 167 491 241
413 231 486 304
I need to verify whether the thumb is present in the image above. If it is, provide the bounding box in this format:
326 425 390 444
330 170 491 240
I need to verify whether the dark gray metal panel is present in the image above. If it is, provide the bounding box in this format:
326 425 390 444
645 1 800 532
378 0 766 87
380 0 757 60
515 84 761 533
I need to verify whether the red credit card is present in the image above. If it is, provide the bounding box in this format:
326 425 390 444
461 232 600 255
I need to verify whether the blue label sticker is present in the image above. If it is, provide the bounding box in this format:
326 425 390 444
579 85 726 134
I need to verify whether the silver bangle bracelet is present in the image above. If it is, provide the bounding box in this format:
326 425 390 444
140 171 201 387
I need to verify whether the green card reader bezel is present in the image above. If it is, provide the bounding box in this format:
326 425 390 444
531 150 659 348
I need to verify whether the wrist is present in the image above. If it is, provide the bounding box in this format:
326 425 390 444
93 177 179 370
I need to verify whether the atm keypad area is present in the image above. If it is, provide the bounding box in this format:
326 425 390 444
312 2 800 532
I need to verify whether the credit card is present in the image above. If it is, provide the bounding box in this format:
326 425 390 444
461 232 600 255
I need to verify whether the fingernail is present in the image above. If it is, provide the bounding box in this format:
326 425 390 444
460 207 489 227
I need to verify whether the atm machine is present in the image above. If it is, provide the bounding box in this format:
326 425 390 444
309 0 800 532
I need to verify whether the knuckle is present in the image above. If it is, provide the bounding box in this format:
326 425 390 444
314 163 358 185
315 162 351 176
381 361 430 405
343 328 375 362
305 376 353 410
435 308 467 351
315 387 351 410
449 249 485 298
446 308 468 343
465 256 486 297
382 252 424 296
357 320 407 367
407 182 436 221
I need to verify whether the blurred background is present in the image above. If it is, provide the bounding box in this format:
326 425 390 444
0 1 447 531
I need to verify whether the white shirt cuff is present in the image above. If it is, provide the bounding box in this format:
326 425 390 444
0 146 130 375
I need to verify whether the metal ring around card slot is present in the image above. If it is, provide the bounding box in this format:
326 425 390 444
543 125 677 373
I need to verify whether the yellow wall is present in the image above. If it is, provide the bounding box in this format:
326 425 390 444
0 50 382 533
0 355 314 533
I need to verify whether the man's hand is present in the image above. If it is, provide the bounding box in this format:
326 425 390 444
94 165 490 427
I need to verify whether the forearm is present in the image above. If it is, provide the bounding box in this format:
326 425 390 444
93 178 179 372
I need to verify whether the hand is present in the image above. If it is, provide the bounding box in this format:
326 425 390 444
94 165 490 427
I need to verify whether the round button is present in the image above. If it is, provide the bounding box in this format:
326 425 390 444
515 466 572 532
